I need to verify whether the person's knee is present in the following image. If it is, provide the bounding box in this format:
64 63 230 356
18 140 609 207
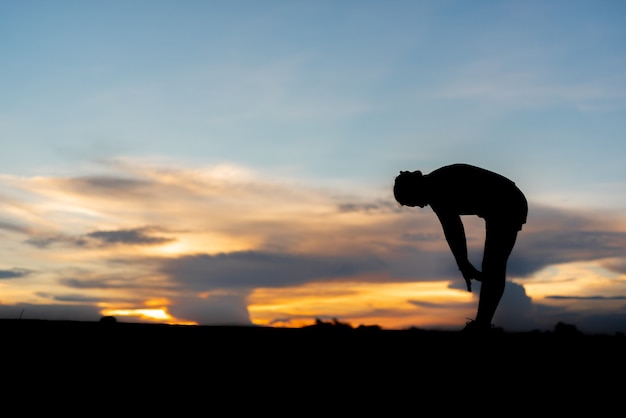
481 261 507 277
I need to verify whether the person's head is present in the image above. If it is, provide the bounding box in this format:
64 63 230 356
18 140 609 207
393 170 427 207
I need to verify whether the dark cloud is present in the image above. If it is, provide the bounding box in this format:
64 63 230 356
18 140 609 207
337 199 398 213
26 227 174 249
490 281 538 331
59 277 154 289
168 293 251 325
0 220 28 235
401 232 443 242
60 277 129 289
65 176 151 194
545 295 626 300
86 227 174 246
36 292 106 303
0 303 102 321
385 246 468 281
25 236 84 248
519 307 626 334
509 229 626 277
160 250 387 291
602 258 626 275
409 299 473 310
391 204 626 281
574 313 626 335
0 268 31 279
501 204 626 277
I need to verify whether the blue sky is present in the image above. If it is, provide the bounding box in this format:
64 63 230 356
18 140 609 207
1 1 626 333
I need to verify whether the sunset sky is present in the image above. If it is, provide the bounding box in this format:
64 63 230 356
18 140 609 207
1 0 626 334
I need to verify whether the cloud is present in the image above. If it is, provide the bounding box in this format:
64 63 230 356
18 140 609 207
60 175 153 196
574 313 626 335
401 232 444 242
545 295 626 301
59 276 173 291
0 303 102 321
26 227 175 248
85 227 174 246
509 230 626 277
25 237 62 248
160 250 387 291
408 299 473 310
508 206 626 277
168 292 251 326
0 220 29 235
36 292 107 303
490 281 538 331
337 199 399 213
601 258 626 275
0 268 31 279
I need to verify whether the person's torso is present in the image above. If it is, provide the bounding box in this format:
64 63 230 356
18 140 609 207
426 164 527 222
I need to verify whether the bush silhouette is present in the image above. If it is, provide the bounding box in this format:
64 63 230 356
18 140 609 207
99 315 117 324
553 321 582 336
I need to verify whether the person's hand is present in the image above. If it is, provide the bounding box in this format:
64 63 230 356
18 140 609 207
459 263 483 292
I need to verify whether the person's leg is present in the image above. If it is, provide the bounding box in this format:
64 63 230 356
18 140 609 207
473 225 519 327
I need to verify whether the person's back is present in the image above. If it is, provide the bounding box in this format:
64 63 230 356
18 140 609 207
426 164 527 228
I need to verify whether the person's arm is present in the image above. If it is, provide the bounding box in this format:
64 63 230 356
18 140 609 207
435 211 480 291
436 211 469 267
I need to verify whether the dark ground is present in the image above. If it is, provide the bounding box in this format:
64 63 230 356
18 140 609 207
3 318 624 366
2 319 623 411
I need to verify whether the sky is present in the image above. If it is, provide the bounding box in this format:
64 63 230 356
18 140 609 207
1 0 626 334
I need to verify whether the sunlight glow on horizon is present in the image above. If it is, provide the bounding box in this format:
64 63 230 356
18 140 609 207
248 281 476 330
100 307 197 325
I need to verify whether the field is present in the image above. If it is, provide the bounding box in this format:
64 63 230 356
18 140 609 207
3 318 624 363
2 318 623 410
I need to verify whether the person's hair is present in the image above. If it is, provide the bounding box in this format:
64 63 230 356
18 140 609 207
393 170 422 205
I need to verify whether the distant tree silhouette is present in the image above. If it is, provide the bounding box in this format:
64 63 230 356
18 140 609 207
99 315 117 324
329 318 352 329
553 321 582 336
303 318 353 331
357 324 381 332
302 318 384 333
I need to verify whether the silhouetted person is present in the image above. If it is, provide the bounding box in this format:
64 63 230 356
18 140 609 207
393 163 528 333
